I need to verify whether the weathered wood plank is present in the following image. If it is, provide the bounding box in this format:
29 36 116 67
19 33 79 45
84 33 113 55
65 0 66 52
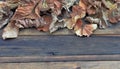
1 55 120 63
0 25 120 62
0 61 120 69
0 36 120 57
0 62 80 69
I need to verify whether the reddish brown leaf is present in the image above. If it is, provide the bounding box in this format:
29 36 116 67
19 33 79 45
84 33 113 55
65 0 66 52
2 21 19 39
37 15 52 32
11 0 41 20
0 1 13 29
87 6 96 15
71 5 86 18
65 15 80 30
74 19 83 31
74 19 97 37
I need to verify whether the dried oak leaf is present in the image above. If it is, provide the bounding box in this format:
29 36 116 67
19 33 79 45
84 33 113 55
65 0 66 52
86 10 109 29
86 17 102 27
39 0 62 32
100 10 109 28
11 0 41 20
15 18 42 28
108 3 120 23
49 8 70 33
50 20 66 33
48 0 80 33
6 0 20 9
37 15 52 32
53 0 62 15
49 13 59 33
88 0 106 15
10 0 44 29
46 0 62 15
49 0 77 33
79 0 87 10
2 21 19 40
87 5 98 15
2 0 42 39
62 0 77 12
65 5 86 29
74 19 97 37
0 1 13 29
102 0 116 10
71 5 86 19
64 16 79 30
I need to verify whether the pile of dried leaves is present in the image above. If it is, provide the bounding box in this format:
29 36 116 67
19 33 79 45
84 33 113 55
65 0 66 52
0 0 120 39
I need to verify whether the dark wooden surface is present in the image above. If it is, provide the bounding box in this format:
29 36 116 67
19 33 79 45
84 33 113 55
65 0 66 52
0 35 120 62
1 22 120 62
1 35 120 56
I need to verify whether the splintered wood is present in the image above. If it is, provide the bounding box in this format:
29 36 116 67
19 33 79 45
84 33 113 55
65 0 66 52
0 0 120 39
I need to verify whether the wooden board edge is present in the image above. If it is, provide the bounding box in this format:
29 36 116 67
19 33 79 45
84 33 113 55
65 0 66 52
0 27 120 36
0 55 120 63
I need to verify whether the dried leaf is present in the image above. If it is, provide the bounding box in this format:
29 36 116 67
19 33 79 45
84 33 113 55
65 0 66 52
108 3 120 23
71 5 86 18
87 5 97 15
0 1 13 29
49 13 58 33
6 0 20 9
86 17 102 26
1 0 120 39
37 15 52 32
79 0 87 10
45 0 62 15
64 15 80 29
11 0 41 20
102 0 116 10
62 0 77 12
2 21 19 39
74 19 97 37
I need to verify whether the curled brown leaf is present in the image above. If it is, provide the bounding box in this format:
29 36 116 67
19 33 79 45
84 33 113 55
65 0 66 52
74 19 97 37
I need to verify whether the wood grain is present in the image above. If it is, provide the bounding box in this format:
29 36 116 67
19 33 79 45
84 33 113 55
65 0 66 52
0 36 120 62
1 36 120 57
1 55 120 63
0 23 120 63
0 61 120 69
